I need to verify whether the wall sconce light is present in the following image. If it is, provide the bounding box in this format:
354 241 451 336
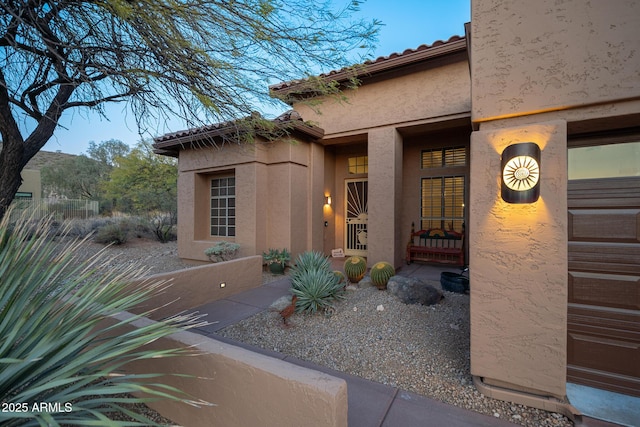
501 142 541 204
325 195 332 206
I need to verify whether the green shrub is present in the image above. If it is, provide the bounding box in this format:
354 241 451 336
0 210 209 425
262 248 291 267
370 261 395 290
64 217 113 238
204 241 240 262
94 220 130 245
290 251 344 314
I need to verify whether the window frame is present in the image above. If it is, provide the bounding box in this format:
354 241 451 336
419 146 467 232
210 175 236 237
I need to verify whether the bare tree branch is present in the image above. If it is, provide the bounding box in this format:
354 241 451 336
0 0 380 219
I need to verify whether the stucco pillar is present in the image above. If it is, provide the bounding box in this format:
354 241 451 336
308 142 326 253
367 127 403 267
469 120 568 399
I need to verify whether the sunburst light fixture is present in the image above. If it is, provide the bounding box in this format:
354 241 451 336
501 142 541 203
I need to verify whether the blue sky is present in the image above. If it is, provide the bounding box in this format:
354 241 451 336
42 0 470 155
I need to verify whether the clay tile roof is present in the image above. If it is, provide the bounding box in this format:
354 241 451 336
270 35 466 94
152 110 323 157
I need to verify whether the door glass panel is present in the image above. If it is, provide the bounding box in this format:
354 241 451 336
569 142 640 179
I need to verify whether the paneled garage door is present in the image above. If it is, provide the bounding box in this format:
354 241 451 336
567 166 640 396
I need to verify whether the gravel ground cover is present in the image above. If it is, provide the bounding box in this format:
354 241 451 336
63 237 572 427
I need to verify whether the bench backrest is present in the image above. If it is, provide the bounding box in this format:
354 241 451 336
410 229 464 249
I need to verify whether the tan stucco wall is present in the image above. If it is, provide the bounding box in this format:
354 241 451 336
18 169 41 200
176 140 323 262
295 59 471 138
294 56 471 262
469 0 640 401
367 127 404 267
107 312 348 427
130 256 263 320
469 120 568 399
471 0 640 124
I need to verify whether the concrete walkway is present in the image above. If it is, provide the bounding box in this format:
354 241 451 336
190 262 622 427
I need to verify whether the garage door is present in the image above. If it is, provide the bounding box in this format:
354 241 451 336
567 142 640 397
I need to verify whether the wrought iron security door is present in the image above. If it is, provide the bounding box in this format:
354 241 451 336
345 179 368 256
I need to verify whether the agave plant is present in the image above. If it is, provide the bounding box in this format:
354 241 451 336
290 251 343 314
0 211 208 426
290 250 330 275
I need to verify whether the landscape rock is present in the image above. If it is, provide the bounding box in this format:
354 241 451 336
387 275 443 306
270 295 294 311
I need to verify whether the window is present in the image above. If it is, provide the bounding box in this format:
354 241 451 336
420 146 466 231
348 156 368 174
421 146 466 168
569 141 640 179
210 176 235 237
421 176 465 231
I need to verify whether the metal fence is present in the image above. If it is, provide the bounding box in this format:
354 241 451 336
9 198 99 222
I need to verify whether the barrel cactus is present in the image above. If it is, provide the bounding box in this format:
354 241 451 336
370 261 395 290
344 256 367 283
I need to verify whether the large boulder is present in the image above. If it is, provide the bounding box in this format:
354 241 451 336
387 276 443 306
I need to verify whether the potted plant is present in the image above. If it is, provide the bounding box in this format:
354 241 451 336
263 248 291 274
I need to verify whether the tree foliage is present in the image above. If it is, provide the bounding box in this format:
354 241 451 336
0 0 380 219
40 139 130 212
103 140 177 215
87 139 130 168
41 154 106 199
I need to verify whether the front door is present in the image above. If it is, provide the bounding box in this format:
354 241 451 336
345 179 368 257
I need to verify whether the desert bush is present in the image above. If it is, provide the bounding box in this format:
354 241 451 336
290 251 344 314
64 217 114 238
0 210 208 425
94 220 130 245
204 241 240 262
145 212 177 243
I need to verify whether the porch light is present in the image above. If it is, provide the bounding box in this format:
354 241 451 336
325 195 332 206
501 142 541 204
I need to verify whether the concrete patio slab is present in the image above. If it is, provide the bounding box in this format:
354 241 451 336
382 389 517 427
193 299 264 333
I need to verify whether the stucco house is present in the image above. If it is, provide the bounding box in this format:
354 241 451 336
153 0 639 419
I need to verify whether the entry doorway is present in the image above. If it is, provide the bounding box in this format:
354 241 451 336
344 179 368 257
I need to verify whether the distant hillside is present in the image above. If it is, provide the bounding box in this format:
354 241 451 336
25 150 77 170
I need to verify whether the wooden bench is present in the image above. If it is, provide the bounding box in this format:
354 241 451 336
406 223 465 266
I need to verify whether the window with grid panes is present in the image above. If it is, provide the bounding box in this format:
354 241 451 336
348 156 368 174
210 176 235 237
420 146 466 231
421 146 465 168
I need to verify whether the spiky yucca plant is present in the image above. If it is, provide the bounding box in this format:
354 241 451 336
0 211 208 426
290 251 344 314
